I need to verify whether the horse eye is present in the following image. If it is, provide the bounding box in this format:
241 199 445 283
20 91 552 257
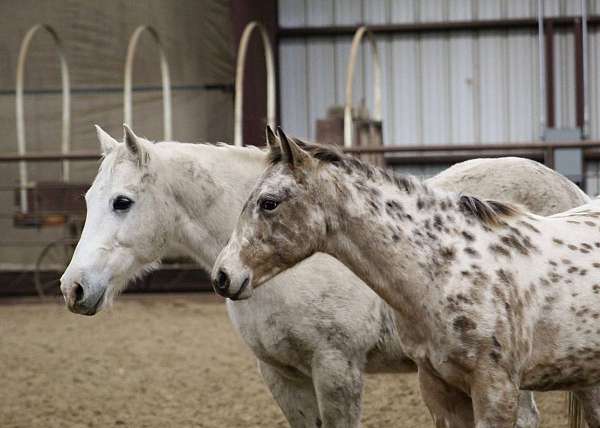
113 196 134 212
260 198 279 211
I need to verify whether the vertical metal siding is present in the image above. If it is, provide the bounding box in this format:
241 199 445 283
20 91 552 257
421 34 452 144
590 28 600 139
554 30 576 128
278 0 589 144
278 0 306 27
391 35 421 144
449 34 476 143
507 31 539 142
307 40 336 137
279 38 309 138
447 0 474 21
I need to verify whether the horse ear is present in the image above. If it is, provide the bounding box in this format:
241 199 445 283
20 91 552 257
95 125 118 155
276 127 311 168
265 125 278 150
123 124 149 166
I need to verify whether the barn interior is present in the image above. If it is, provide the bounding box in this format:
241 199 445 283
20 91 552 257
0 1 598 427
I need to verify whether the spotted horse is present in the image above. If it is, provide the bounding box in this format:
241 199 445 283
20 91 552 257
214 128 600 428
54 125 588 428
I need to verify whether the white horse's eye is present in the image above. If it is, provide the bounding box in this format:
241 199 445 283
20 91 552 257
113 196 134 212
259 198 279 211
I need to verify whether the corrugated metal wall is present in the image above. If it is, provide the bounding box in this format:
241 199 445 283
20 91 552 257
279 0 596 147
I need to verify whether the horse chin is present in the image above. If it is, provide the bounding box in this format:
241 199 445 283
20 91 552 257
222 275 250 301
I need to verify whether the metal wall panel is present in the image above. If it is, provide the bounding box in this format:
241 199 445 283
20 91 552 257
448 0 474 20
278 0 306 27
391 35 421 144
279 0 592 25
590 28 600 139
449 34 476 143
554 30 577 129
278 0 589 144
507 31 540 141
307 40 337 136
279 39 309 137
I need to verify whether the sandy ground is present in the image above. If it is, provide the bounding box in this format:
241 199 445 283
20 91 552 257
0 294 572 427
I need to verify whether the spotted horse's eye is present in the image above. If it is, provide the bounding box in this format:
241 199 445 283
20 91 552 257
259 198 279 211
113 196 134 212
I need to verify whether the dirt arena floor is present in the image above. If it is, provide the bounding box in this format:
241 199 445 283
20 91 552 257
1 294 573 427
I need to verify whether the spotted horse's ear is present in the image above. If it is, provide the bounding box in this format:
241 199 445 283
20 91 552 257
276 127 312 169
265 125 278 151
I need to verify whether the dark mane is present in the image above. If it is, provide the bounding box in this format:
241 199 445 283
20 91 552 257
268 138 420 193
458 195 523 227
268 138 524 225
267 138 344 165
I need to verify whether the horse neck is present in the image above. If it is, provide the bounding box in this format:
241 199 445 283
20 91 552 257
157 143 267 271
321 166 468 318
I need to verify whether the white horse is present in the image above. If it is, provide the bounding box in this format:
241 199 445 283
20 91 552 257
427 157 589 215
213 129 600 428
61 125 586 428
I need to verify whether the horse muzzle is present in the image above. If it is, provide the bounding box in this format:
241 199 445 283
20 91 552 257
61 280 106 316
211 268 253 301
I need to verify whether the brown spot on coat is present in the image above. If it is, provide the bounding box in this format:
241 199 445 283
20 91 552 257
500 235 530 256
462 230 475 242
464 247 480 258
489 244 511 258
439 246 456 261
518 220 541 233
496 269 515 286
549 272 562 283
453 316 477 332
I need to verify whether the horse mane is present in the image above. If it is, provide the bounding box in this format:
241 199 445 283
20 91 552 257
268 139 420 192
458 195 523 227
267 138 523 225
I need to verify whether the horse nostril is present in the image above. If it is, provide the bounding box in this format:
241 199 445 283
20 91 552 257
215 270 230 293
73 282 85 304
